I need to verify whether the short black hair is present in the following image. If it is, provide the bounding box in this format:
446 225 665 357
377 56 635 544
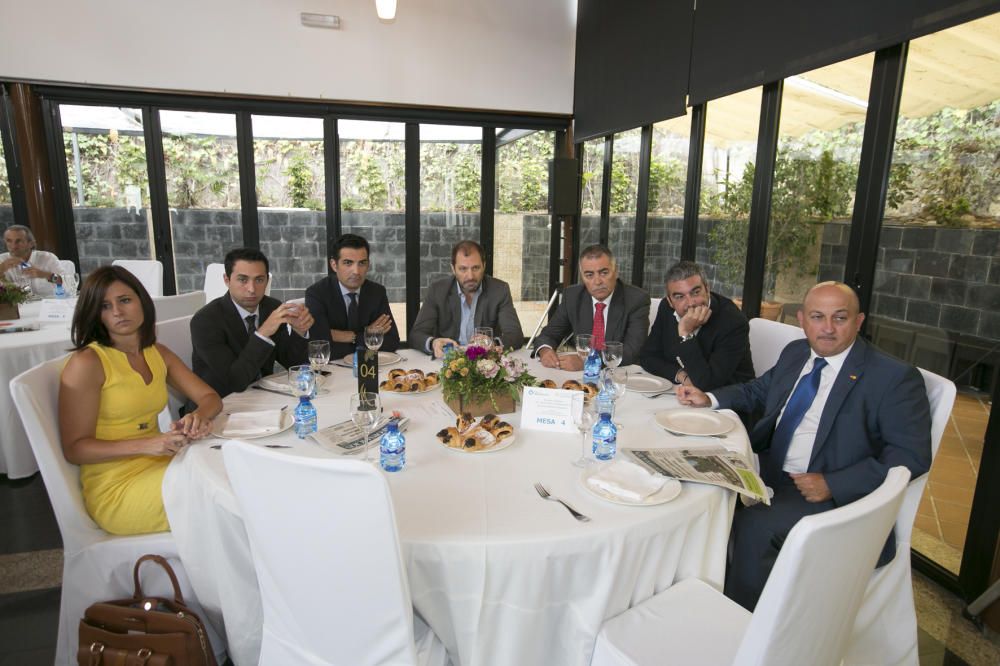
224 248 270 277
71 265 156 351
451 240 485 265
331 234 370 262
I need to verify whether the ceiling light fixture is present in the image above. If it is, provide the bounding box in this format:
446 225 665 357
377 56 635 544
376 0 397 21
786 76 868 109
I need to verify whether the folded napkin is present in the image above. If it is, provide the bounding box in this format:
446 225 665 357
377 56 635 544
222 410 285 437
586 460 667 502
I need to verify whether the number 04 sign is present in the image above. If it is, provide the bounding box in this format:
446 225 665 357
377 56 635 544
519 386 579 434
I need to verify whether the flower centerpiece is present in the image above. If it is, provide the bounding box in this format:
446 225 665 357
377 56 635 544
0 279 30 320
440 345 537 416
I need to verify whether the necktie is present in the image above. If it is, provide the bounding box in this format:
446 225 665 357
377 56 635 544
765 357 828 482
592 302 606 351
244 314 256 336
347 292 360 334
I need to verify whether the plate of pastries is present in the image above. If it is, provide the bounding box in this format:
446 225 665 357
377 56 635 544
436 412 515 453
380 369 441 393
537 378 600 399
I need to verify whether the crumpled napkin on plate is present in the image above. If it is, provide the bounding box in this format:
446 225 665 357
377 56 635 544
222 410 285 437
586 460 667 502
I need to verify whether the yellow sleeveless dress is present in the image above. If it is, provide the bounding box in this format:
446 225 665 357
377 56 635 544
78 343 172 535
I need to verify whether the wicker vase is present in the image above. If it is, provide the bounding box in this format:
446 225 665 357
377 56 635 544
0 303 19 320
445 391 517 417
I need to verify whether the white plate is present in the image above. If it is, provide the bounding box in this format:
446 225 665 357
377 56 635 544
580 465 682 506
256 374 330 396
211 410 294 439
654 408 734 436
626 374 674 394
440 433 516 454
335 351 403 367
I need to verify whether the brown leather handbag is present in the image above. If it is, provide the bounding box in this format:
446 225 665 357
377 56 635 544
78 554 217 666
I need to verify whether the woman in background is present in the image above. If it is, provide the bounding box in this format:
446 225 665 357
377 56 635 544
59 265 221 535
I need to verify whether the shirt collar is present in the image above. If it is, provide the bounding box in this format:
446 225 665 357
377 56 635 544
230 297 259 321
591 290 614 309
339 281 359 299
456 280 483 301
809 340 856 375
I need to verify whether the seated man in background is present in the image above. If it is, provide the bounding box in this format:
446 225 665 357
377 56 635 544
676 282 931 611
191 248 313 399
0 224 63 296
410 240 524 357
534 244 649 370
305 233 398 360
640 260 754 391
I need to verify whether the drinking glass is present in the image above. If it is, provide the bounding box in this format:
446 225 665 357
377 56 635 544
364 328 384 352
575 333 593 362
472 326 494 350
287 365 317 398
350 393 382 464
572 394 597 467
61 273 80 297
308 340 331 370
602 366 629 430
601 341 624 369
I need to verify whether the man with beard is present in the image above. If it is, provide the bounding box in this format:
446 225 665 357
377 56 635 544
410 240 524 357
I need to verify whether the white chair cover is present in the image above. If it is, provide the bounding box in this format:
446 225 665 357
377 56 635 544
844 368 956 666
222 443 448 666
56 259 76 276
648 297 662 333
155 315 195 431
204 263 272 302
112 259 164 297
153 291 205 322
592 467 911 666
10 356 224 665
748 318 805 377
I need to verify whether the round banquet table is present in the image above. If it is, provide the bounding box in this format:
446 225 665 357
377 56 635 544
162 351 748 666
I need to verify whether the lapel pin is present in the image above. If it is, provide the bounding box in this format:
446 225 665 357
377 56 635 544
849 374 857 380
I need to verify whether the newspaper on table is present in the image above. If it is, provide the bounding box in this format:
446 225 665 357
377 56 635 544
627 446 770 505
311 415 409 454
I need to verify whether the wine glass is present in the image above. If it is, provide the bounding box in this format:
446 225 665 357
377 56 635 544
308 340 331 371
472 326 494 350
287 365 317 398
601 367 629 430
601 341 624 369
571 393 597 468
364 328 384 352
575 333 593 362
61 273 80 297
350 393 382 464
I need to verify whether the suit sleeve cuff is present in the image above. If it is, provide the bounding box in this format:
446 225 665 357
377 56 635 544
707 393 719 409
254 331 276 347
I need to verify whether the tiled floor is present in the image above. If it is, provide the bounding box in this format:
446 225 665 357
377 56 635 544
914 391 989 575
0 472 997 665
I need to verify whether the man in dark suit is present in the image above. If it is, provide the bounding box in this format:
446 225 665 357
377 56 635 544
305 234 399 360
677 282 931 610
191 248 313 399
640 260 754 391
534 244 650 369
410 240 524 357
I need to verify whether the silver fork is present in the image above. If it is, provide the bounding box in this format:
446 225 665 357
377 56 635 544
534 482 590 522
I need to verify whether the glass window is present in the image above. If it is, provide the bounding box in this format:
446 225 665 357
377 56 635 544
493 129 555 337
870 13 1000 575
644 113 690 292
0 119 12 232
252 115 327 302
608 128 641 281
580 137 604 249
699 88 762 301
338 120 407 339
59 104 153 279
160 110 242 294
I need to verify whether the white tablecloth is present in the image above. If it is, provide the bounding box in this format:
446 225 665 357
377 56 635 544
1 301 71 478
162 353 747 666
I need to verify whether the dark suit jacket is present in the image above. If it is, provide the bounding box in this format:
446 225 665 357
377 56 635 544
640 292 755 391
190 295 309 399
410 275 525 352
304 276 400 360
533 280 650 366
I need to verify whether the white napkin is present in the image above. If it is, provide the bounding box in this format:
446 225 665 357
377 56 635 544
586 460 667 502
222 410 285 437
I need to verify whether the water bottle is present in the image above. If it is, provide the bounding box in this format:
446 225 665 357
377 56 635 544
380 421 406 472
583 348 602 384
54 280 66 298
293 395 317 439
352 349 359 378
596 382 615 419
592 412 617 461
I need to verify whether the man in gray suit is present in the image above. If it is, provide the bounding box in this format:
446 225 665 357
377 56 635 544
410 240 525 357
534 244 651 370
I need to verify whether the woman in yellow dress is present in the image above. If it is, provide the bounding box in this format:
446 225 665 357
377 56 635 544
59 266 222 535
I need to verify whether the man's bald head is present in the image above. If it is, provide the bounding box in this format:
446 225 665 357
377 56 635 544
797 282 865 357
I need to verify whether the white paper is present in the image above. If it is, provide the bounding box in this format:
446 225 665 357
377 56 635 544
37 298 77 322
519 386 578 433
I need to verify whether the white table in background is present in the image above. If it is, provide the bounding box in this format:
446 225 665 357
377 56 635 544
163 353 748 666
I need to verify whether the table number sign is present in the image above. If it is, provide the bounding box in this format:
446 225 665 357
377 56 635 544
357 347 379 395
37 298 77 322
520 386 579 433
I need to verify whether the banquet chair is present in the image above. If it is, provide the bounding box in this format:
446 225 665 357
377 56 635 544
111 259 164 297
155 315 195 431
591 467 911 666
648 297 662 333
222 443 449 666
153 290 205 322
56 259 76 277
747 318 805 377
203 262 273 302
843 368 956 666
10 356 225 665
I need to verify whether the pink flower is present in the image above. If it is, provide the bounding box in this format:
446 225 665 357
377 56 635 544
476 358 500 379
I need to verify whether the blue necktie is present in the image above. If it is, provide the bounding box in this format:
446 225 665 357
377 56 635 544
765 357 828 483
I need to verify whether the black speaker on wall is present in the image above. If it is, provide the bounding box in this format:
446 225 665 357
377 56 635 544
548 158 580 216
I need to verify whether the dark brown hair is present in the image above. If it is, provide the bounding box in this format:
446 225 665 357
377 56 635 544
70 266 157 351
451 240 485 265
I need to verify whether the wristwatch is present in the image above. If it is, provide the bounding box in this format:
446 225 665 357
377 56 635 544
679 332 695 343
47 273 59 284
351 332 357 345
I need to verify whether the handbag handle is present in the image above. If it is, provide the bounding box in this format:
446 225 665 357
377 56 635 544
132 554 185 606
